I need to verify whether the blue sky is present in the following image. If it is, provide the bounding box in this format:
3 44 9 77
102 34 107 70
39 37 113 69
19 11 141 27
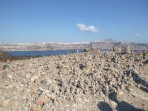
0 0 148 43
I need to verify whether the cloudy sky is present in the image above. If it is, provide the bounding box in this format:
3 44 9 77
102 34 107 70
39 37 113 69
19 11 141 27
0 0 148 43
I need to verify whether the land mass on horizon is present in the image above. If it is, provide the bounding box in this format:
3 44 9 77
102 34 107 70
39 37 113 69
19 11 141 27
0 40 147 51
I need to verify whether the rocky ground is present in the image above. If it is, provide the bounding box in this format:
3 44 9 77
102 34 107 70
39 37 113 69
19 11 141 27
0 50 148 111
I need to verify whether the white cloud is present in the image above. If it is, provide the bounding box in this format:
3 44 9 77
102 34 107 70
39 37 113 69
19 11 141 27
135 33 144 38
77 23 98 32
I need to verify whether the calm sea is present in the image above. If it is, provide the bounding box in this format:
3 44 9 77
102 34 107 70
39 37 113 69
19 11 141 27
8 49 84 56
7 49 146 57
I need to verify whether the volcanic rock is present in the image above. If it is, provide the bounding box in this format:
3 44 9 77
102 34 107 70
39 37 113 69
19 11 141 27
0 51 147 111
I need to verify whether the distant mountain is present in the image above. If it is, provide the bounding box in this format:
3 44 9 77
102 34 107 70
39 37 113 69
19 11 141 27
0 41 147 51
104 39 116 42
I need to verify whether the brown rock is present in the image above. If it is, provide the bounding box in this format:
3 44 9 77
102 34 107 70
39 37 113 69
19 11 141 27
2 99 10 107
35 95 48 107
29 104 42 111
0 98 5 106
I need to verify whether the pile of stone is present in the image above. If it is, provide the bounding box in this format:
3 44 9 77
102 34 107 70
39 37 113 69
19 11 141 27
0 48 147 111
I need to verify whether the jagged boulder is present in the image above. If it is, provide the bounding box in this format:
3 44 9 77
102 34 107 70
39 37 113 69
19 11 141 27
122 45 132 54
113 46 121 54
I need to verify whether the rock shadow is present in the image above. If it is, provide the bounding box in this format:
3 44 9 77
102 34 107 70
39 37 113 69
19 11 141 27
132 72 148 89
139 86 148 93
108 92 145 111
117 101 144 111
97 101 113 111
124 70 148 93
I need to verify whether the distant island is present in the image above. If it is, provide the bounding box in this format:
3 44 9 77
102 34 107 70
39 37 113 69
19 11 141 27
0 40 147 51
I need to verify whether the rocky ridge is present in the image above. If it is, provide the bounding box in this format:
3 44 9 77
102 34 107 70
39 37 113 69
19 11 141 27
0 49 148 111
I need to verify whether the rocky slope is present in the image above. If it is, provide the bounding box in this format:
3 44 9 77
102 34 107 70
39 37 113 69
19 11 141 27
0 50 148 111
